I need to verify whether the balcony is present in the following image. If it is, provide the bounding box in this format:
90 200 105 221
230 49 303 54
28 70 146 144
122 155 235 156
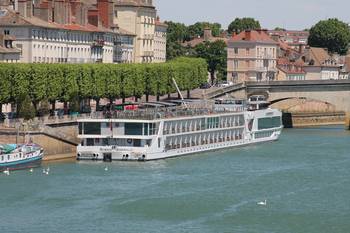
91 39 105 47
141 34 154 40
228 66 277 72
142 51 154 57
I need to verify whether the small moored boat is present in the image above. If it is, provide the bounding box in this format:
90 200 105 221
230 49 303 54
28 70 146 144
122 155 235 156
0 144 44 171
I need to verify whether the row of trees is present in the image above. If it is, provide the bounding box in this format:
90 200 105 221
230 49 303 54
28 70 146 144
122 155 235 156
0 57 208 119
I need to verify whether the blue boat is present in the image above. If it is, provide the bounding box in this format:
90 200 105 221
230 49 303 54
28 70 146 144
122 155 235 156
0 144 44 171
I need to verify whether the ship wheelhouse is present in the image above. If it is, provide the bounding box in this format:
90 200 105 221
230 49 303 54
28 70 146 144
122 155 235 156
78 120 160 148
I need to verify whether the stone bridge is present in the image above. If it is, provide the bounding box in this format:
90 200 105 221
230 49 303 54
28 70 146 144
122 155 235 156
245 80 350 112
205 80 350 128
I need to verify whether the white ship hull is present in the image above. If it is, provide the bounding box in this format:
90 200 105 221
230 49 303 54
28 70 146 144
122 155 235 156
77 105 283 162
77 128 281 161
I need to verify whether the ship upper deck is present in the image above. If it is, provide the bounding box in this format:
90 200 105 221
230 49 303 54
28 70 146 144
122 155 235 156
82 103 245 122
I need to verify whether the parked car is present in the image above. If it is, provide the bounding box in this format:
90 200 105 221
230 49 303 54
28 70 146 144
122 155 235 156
216 81 233 88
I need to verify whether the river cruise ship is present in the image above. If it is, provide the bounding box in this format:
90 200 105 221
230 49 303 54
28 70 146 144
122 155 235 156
77 100 283 161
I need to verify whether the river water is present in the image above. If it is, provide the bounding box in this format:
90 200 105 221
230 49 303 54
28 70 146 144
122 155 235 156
1 126 350 233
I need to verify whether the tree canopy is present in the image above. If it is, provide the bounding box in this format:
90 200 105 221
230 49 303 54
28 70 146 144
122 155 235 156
228 17 261 34
194 40 227 84
188 22 222 39
308 18 350 55
0 58 208 118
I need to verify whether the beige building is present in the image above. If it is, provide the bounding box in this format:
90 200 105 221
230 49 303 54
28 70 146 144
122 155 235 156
154 18 167 63
299 47 340 80
0 30 20 62
115 28 135 63
0 6 117 63
227 29 278 83
113 0 166 63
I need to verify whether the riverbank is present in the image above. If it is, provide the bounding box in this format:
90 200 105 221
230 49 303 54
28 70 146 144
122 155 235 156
43 153 75 162
282 111 346 128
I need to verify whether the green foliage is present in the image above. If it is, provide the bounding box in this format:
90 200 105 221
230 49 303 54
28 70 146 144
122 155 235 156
308 18 350 55
17 95 35 120
188 22 222 38
194 40 227 83
274 27 286 31
38 99 50 116
165 21 190 43
69 94 80 113
0 63 12 105
0 58 207 115
228 17 261 34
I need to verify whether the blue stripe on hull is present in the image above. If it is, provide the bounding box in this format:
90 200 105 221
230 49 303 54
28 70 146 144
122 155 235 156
0 155 43 171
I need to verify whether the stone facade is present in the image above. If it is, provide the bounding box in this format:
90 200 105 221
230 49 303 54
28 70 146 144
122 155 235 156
0 1 118 63
113 0 166 63
154 19 167 63
115 28 135 63
299 47 340 80
0 29 20 62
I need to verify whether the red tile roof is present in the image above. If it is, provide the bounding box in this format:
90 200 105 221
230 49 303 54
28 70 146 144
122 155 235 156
0 8 114 33
230 30 277 44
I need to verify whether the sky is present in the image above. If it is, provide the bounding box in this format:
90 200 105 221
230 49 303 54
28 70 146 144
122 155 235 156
156 0 350 30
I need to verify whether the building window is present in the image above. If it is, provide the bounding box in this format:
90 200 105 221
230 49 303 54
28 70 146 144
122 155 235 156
233 60 238 69
234 48 238 54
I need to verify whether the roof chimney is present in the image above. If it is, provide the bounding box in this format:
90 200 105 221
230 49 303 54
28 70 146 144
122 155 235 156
203 27 212 41
245 30 251 41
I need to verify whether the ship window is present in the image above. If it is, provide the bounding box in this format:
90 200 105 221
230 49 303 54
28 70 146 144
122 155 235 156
86 138 94 146
78 122 83 134
84 122 101 135
258 117 281 130
143 123 149 135
208 117 219 129
149 123 157 135
125 123 143 135
134 139 141 147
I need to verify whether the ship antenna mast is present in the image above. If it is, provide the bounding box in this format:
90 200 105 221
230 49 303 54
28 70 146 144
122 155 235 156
172 78 188 108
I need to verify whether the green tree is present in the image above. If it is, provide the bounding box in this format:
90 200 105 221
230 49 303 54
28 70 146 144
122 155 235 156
274 27 286 31
0 64 12 113
228 17 261 34
18 95 35 120
194 40 226 84
106 65 121 104
60 64 79 113
29 64 47 113
188 22 222 39
308 18 350 55
46 64 63 111
165 21 189 43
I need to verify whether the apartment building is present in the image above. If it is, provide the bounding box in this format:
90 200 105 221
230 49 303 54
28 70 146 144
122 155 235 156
154 17 167 63
114 28 135 63
299 47 340 80
113 0 166 63
0 0 123 63
0 29 20 62
268 30 309 52
277 58 306 81
227 29 278 83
